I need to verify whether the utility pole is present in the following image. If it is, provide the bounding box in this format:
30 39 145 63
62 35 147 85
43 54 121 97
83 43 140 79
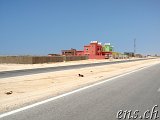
134 38 136 56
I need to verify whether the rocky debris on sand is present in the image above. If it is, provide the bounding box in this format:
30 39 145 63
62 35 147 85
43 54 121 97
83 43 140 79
78 74 84 77
5 91 13 95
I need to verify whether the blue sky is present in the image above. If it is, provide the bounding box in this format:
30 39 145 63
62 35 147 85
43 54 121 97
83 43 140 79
0 0 160 55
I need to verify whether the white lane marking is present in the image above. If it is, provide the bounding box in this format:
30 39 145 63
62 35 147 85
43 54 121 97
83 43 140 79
158 88 160 92
0 63 158 118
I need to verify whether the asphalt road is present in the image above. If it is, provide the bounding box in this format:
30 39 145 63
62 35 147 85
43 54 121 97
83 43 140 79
0 58 153 78
1 62 160 120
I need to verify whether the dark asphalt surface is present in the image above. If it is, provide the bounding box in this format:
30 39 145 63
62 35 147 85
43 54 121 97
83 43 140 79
0 58 153 79
1 62 160 120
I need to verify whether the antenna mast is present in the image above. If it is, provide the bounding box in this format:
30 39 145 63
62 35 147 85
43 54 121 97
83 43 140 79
134 38 136 55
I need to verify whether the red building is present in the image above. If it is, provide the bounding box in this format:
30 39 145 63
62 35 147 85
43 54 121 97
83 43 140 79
61 41 113 59
76 41 105 59
76 50 84 56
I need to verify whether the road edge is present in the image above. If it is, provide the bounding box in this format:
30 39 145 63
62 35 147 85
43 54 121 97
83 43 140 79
0 62 159 118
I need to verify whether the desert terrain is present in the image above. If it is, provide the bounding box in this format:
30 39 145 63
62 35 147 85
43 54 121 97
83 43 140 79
0 58 160 112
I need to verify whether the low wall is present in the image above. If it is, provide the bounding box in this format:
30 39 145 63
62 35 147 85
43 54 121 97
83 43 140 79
0 56 33 64
89 55 105 59
32 56 64 64
64 56 88 61
0 56 88 64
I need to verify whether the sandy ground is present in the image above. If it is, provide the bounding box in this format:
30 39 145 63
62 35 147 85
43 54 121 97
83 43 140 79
0 58 160 112
0 58 143 72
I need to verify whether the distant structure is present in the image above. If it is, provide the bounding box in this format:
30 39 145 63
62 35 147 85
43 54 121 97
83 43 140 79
61 48 77 56
124 52 135 57
61 41 126 59
134 38 136 55
135 54 143 58
48 54 61 56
